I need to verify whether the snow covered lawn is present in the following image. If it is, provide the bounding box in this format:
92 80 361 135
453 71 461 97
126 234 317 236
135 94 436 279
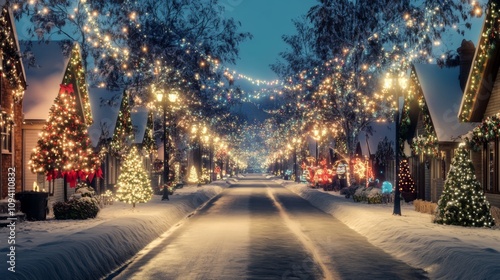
281 180 500 280
0 182 230 280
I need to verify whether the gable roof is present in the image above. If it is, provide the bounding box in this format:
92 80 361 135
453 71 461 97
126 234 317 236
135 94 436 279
459 2 500 122
87 87 123 147
413 64 477 142
131 106 149 144
21 42 70 120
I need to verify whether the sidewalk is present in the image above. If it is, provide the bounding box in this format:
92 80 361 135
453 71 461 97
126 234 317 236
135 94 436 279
280 180 500 280
0 181 232 280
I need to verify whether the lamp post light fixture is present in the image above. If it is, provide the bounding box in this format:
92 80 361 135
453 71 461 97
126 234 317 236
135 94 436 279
384 73 408 216
312 127 327 166
156 89 178 188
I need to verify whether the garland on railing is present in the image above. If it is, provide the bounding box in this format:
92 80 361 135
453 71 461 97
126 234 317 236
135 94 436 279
460 0 500 121
465 112 500 151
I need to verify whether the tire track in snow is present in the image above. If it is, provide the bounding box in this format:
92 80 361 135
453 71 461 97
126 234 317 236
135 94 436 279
266 185 338 280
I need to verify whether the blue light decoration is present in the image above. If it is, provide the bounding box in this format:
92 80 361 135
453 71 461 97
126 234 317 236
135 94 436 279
382 181 393 194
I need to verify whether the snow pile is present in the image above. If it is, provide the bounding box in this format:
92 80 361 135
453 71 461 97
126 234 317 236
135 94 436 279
0 184 226 280
282 181 500 280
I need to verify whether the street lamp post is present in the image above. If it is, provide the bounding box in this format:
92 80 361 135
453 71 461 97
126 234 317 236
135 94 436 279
293 137 300 182
156 89 178 190
384 74 407 216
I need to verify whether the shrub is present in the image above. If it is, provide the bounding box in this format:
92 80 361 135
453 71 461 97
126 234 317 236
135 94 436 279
53 183 100 220
352 187 383 204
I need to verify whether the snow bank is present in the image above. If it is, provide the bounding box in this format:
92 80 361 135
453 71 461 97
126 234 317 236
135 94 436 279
0 184 226 280
282 181 500 280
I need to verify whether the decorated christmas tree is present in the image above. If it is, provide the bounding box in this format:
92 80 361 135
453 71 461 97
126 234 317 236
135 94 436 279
29 84 100 186
187 165 199 184
115 146 153 207
108 90 133 157
435 145 495 227
29 43 100 190
398 158 416 202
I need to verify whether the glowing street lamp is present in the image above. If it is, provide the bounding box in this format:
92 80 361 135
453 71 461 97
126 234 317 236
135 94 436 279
155 87 178 189
384 73 408 216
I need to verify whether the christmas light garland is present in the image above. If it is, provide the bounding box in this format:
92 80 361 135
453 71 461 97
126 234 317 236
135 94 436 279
460 0 500 121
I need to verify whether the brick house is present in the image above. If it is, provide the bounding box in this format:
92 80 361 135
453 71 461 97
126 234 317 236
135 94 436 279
458 2 500 208
0 3 26 198
402 60 476 203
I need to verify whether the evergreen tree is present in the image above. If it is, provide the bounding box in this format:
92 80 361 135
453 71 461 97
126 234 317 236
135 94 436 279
115 146 153 207
398 158 416 202
435 145 495 227
187 166 199 184
30 83 99 183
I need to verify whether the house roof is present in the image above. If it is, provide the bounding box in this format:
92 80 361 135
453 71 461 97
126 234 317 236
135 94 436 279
87 87 124 147
413 64 477 142
21 42 70 120
458 5 500 122
131 106 149 144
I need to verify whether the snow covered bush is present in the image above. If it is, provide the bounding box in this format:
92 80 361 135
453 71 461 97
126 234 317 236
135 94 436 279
340 183 360 199
53 182 100 220
352 187 383 204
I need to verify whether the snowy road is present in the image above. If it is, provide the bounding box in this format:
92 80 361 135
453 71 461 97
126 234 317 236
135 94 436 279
111 175 427 279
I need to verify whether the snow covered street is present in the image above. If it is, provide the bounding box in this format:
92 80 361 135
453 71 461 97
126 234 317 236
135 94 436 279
112 176 425 279
0 175 499 279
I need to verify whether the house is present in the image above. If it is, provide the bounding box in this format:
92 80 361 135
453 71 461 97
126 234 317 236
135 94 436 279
458 1 500 208
0 3 26 198
130 106 157 188
403 60 477 203
22 41 94 202
87 87 131 194
357 122 396 184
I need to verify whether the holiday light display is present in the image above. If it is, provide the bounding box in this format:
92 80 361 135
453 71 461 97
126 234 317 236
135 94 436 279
435 145 495 227
187 166 199 184
108 90 133 157
411 94 439 157
0 6 25 101
115 146 153 207
460 0 500 121
466 112 500 151
29 81 100 187
398 158 416 202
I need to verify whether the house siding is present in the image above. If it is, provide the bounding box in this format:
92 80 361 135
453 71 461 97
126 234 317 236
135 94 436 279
484 70 500 118
1 78 23 197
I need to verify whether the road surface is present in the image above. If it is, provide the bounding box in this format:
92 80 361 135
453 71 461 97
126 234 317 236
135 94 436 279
111 175 427 279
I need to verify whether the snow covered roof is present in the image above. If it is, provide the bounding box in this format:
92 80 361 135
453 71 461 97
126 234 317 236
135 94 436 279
358 122 395 156
413 64 477 142
131 106 149 144
21 42 69 120
87 88 124 147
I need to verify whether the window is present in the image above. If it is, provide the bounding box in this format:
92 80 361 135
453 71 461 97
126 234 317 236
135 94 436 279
485 140 499 194
0 113 12 153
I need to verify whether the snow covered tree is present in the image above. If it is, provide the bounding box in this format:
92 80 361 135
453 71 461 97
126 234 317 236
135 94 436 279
115 146 153 207
435 145 495 227
398 158 416 203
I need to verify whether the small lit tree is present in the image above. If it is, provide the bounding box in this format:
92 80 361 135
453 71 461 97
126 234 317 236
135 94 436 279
187 166 199 184
435 145 495 227
115 146 153 207
399 158 416 202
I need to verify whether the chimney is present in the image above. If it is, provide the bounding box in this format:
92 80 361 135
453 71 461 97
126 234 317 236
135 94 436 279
457 39 475 92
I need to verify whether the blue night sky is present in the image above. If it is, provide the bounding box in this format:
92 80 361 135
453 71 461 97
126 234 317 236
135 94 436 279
223 0 316 80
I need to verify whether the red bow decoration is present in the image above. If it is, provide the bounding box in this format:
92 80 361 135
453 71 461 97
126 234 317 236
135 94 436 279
60 83 74 94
